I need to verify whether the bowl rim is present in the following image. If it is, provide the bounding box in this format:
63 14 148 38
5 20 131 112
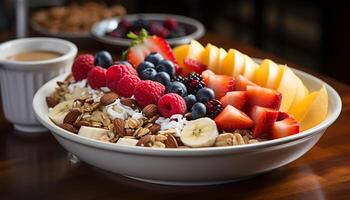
91 13 205 46
0 37 78 68
33 65 342 156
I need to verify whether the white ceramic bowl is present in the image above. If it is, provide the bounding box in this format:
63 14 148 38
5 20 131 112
32 67 341 186
0 37 77 132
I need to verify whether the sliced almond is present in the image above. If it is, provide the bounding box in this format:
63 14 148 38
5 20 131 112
63 109 82 124
60 123 78 134
136 135 152 147
113 118 126 136
46 96 59 108
120 98 138 110
100 92 119 106
148 124 161 134
142 104 158 118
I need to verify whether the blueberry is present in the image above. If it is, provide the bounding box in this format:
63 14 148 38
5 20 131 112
196 88 215 103
166 81 187 97
145 52 164 66
137 61 155 74
131 19 149 31
184 94 197 111
155 72 171 86
139 68 157 80
94 51 113 68
156 60 175 77
191 102 207 119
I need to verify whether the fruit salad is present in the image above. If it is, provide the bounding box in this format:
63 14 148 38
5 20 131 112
46 30 328 148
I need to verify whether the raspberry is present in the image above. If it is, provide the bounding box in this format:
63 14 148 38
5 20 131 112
205 99 223 119
106 64 137 92
117 75 141 98
72 54 95 81
87 67 107 89
133 80 165 108
158 93 186 118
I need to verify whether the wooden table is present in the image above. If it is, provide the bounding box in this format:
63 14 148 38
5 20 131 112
0 33 349 200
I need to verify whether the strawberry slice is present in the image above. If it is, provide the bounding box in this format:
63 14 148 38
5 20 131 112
220 91 247 110
248 106 278 138
268 112 300 139
201 69 215 83
126 30 176 67
205 74 235 99
235 75 258 91
214 105 254 131
182 58 207 76
246 85 282 110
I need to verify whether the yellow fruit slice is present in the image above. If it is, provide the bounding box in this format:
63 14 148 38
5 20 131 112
216 48 227 74
299 85 328 131
173 44 189 67
203 44 219 72
242 55 258 80
289 91 317 122
221 49 245 77
288 75 309 111
276 65 298 112
254 59 280 87
187 40 204 60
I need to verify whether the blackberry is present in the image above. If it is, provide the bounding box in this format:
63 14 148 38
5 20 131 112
172 75 186 84
185 73 206 94
205 99 223 119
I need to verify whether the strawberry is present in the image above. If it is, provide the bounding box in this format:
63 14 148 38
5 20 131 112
182 58 207 76
268 112 300 139
201 69 215 83
248 106 278 138
235 75 257 91
214 105 253 131
220 91 247 110
126 29 176 67
205 74 235 99
246 85 282 110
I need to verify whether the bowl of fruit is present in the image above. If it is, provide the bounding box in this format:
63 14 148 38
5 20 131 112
33 32 341 186
91 13 205 47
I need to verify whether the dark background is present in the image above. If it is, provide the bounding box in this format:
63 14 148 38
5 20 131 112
1 0 350 84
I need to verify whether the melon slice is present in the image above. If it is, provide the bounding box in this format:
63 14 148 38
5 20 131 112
288 75 309 111
254 59 280 88
242 55 259 80
201 44 219 72
221 49 245 77
215 48 228 74
276 65 298 112
187 40 204 61
173 44 189 67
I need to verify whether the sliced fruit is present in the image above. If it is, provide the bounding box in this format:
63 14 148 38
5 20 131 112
214 105 254 132
205 74 235 99
183 58 207 76
78 126 108 140
116 138 139 146
276 65 298 112
173 44 189 67
203 44 220 72
48 100 74 125
289 74 309 110
249 105 279 138
187 40 205 60
269 112 300 139
215 48 227 74
242 55 259 80
235 75 258 91
246 85 282 110
291 85 328 131
180 117 219 147
220 91 247 110
221 49 245 77
254 59 279 87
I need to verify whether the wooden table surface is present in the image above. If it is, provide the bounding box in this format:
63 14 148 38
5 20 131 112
0 33 349 200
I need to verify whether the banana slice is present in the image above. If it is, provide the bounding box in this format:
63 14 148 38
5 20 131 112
116 138 139 146
180 117 219 148
48 100 74 125
78 126 108 140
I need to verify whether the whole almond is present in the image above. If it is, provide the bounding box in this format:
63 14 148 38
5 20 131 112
142 104 158 118
113 118 126 136
136 135 152 147
120 98 138 110
46 96 59 108
100 92 119 106
74 120 91 129
148 124 161 134
164 134 178 148
60 123 78 134
63 109 82 124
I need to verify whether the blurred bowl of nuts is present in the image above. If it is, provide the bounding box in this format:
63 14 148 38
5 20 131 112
91 13 205 47
31 2 127 39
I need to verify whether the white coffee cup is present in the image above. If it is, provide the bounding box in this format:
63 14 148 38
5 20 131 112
0 37 77 132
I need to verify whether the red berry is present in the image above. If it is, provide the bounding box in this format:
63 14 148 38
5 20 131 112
117 75 141 98
72 54 95 81
133 80 165 108
106 64 137 92
87 66 107 89
158 93 186 118
164 18 178 30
